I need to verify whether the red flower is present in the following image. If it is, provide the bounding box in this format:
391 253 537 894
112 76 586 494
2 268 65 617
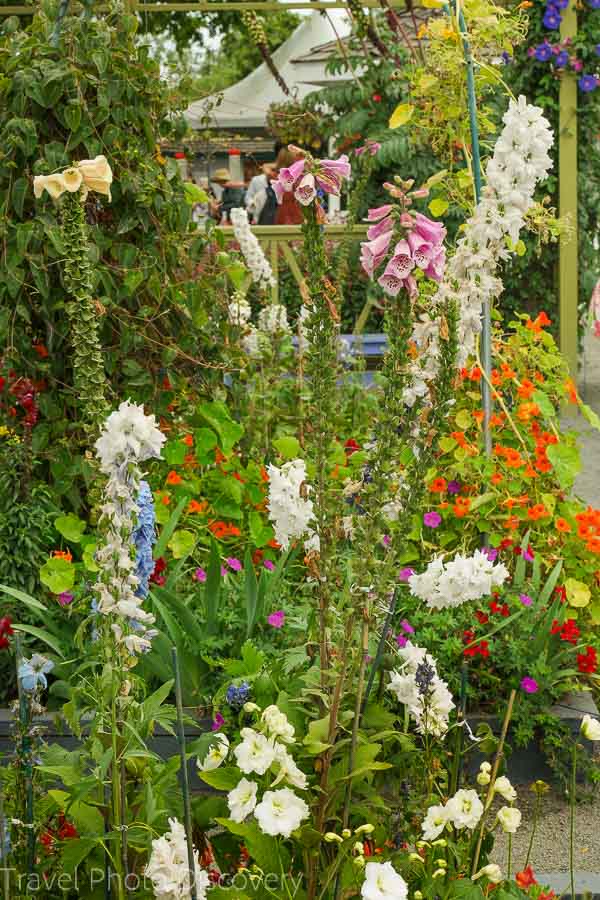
0 636 9 650
489 600 510 617
475 610 489 625
372 93 382 102
0 616 13 635
58 815 78 840
40 831 55 854
345 438 361 456
516 866 537 889
577 646 598 674
464 640 490 659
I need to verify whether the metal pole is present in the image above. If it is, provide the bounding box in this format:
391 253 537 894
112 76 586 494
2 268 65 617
171 647 197 900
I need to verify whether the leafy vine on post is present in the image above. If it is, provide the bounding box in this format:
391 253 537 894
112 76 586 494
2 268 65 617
33 157 112 436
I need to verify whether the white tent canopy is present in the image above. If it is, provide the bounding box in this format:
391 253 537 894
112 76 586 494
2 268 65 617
185 10 352 132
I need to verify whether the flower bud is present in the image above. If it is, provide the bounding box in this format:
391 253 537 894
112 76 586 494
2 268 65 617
433 869 446 879
435 859 447 867
324 832 343 844
581 714 600 741
409 853 423 863
473 864 502 884
477 772 491 786
432 839 447 847
530 779 550 795
355 823 375 835
353 856 366 869
243 702 260 713
342 829 351 839
480 761 492 773
353 841 364 855
414 893 423 899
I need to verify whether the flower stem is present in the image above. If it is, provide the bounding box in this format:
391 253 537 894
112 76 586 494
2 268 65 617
570 741 577 900
172 646 198 900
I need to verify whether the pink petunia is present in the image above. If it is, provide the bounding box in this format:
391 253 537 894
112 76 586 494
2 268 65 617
226 557 242 572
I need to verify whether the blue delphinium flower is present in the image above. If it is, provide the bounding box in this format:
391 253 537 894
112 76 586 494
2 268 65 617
588 0 600 9
133 480 156 599
18 654 54 692
225 682 251 710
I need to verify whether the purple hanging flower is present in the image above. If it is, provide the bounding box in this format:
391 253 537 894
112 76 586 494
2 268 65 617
211 711 225 731
423 511 442 529
483 547 498 562
400 619 415 634
58 592 74 607
396 634 408 648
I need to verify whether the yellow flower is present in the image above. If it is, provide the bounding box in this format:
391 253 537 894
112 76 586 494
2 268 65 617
62 167 83 193
76 155 113 200
33 173 67 200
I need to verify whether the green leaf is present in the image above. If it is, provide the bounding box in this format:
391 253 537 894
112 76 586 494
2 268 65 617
532 390 556 421
546 442 580 490
167 529 196 560
195 427 218 456
215 819 287 874
205 539 222 635
12 177 28 219
198 767 240 791
0 584 46 613
154 496 189 559
163 440 186 465
197 401 244 455
389 102 414 129
82 542 99 572
244 548 258 638
273 436 301 459
60 837 98 874
39 557 75 594
12 624 64 658
54 513 87 543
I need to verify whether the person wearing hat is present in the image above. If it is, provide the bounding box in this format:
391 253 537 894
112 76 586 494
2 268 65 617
211 167 246 225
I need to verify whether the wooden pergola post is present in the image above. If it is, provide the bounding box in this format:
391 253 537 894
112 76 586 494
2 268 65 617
559 4 579 379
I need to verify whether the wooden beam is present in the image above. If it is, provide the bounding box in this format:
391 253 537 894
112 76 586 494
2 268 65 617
0 0 405 13
559 4 579 379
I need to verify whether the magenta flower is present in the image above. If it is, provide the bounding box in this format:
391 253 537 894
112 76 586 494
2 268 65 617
520 676 539 694
398 567 415 582
382 534 391 548
366 214 394 241
315 154 351 195
220 565 227 577
483 547 498 562
211 711 225 731
294 173 317 206
396 634 408 648
523 546 535 562
58 592 74 607
400 619 414 634
366 204 394 222
268 610 285 628
226 557 242 572
447 480 461 494
519 593 533 607
414 212 446 245
263 560 275 571
423 511 442 528
194 568 207 583
277 159 305 192
360 230 393 277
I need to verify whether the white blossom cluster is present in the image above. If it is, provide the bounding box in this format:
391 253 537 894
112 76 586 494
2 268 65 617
237 303 291 359
404 96 554 404
230 207 275 290
388 641 455 737
361 861 408 900
266 459 317 551
227 295 252 327
196 704 310 839
92 402 165 660
408 549 509 610
258 303 290 334
421 788 484 840
144 817 210 899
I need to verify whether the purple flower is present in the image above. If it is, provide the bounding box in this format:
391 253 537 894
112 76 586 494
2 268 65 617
519 593 533 607
521 676 539 694
542 8 562 28
400 619 415 634
523 547 535 562
587 0 600 8
211 712 225 731
220 565 227 577
382 534 391 548
554 50 570 67
571 58 583 72
534 42 554 62
360 230 393 277
226 557 242 572
447 480 461 495
276 159 305 192
194 568 207 583
398 567 415 582
315 155 351 196
355 141 381 157
423 511 442 528
58 592 74 607
396 634 408 648
483 547 498 562
579 74 598 93
553 0 569 7
596 44 600 56
263 560 275 571
268 610 285 629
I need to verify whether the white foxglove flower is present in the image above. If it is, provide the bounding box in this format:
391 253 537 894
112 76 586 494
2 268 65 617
421 804 448 841
145 817 210 899
230 207 275 289
408 550 509 610
233 728 277 775
581 714 600 741
494 775 517 803
254 788 309 838
361 861 408 900
262 705 295 744
76 155 113 199
197 733 229 772
266 459 316 550
258 303 290 335
445 789 484 830
227 778 258 823
497 806 522 833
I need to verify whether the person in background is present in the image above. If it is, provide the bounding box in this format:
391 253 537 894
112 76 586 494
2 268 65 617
191 177 220 228
211 168 246 224
274 147 303 226
245 162 277 225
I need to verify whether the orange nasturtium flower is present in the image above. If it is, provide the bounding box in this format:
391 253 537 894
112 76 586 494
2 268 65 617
527 504 549 521
453 497 471 518
188 499 207 514
565 378 578 404
526 311 551 334
517 379 536 399
429 477 448 493
503 515 520 530
182 434 194 447
555 518 571 533
586 536 600 554
166 470 182 485
53 550 72 563
491 473 503 485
